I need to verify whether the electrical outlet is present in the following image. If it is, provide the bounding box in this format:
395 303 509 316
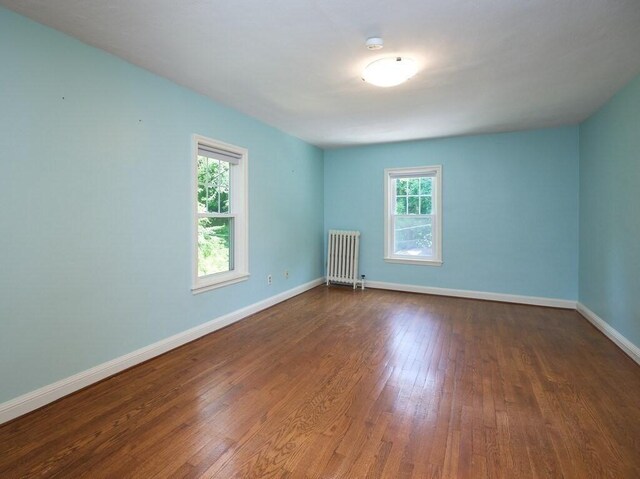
284 270 289 279
267 274 272 285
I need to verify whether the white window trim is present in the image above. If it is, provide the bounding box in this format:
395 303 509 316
384 165 443 266
192 135 249 294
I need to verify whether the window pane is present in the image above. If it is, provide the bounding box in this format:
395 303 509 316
395 196 407 214
197 184 207 213
420 177 432 195
408 178 419 195
207 190 220 213
197 156 209 185
209 158 220 185
219 188 229 213
396 178 407 196
219 162 230 187
420 196 432 215
200 159 231 214
408 196 419 214
198 217 233 276
199 155 219 186
394 216 433 257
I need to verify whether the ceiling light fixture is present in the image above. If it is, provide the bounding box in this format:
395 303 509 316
362 56 418 88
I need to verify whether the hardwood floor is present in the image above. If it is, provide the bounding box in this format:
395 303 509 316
1 286 639 478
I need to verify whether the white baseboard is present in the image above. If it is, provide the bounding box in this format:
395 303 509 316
365 281 638 364
365 280 576 309
0 278 324 425
576 303 640 365
3 280 636 425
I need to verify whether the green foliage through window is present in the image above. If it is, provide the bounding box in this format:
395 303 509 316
197 155 232 276
394 177 432 215
393 176 434 255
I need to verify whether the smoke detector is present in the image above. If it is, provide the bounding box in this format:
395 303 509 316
365 37 384 50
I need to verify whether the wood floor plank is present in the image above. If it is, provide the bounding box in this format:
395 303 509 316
1 286 639 478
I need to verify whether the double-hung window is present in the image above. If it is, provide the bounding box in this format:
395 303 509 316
384 165 442 265
193 135 248 293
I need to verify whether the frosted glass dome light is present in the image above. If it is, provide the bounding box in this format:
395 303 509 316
362 57 418 87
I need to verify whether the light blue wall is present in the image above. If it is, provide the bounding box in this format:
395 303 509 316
324 127 579 300
0 8 324 403
2 4 636 408
579 73 640 348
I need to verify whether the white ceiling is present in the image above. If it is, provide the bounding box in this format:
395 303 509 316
3 0 640 148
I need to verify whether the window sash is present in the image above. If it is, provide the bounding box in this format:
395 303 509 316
391 214 436 257
393 176 434 215
197 155 231 215
197 216 234 276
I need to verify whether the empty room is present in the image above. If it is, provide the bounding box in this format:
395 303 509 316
1 1 639 477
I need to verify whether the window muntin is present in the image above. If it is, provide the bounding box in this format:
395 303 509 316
384 166 442 265
193 135 248 292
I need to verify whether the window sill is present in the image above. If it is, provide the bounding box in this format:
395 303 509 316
384 257 443 266
192 272 250 294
